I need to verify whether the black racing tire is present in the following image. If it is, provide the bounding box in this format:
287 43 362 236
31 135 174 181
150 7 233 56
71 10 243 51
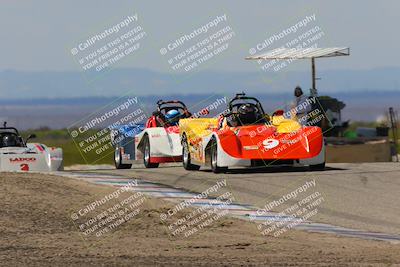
143 135 159 168
182 137 200 171
309 162 325 171
210 138 228 174
114 147 132 169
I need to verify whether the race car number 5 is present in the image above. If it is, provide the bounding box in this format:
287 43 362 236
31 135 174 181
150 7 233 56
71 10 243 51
262 139 279 150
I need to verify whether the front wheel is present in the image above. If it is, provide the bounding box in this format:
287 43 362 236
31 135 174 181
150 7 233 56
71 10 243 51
309 162 325 171
114 147 132 169
210 138 227 174
143 135 159 168
182 139 200 171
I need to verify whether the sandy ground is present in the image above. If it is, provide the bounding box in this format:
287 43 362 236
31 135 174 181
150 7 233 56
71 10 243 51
1 172 400 266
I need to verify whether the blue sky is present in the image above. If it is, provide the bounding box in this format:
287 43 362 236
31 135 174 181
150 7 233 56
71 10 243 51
1 0 399 73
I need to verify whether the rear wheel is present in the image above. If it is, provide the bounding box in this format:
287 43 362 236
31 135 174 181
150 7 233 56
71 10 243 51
210 138 227 174
143 135 159 168
309 162 325 171
114 147 132 169
182 138 200 171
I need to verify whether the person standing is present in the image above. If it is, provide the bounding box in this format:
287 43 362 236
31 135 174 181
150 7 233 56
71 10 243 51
292 86 311 126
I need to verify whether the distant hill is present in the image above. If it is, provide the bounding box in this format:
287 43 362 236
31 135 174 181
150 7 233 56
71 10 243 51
0 67 399 99
1 91 399 130
1 67 399 129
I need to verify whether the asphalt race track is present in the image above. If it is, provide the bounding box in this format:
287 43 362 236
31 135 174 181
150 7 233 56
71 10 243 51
79 162 400 237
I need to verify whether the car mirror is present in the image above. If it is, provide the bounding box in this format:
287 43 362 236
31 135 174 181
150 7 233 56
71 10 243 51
272 109 285 116
26 134 37 142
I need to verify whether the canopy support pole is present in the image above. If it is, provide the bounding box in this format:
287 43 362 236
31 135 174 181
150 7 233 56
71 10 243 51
311 57 317 96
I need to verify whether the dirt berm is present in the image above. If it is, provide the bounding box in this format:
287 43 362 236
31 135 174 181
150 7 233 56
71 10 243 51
1 173 399 266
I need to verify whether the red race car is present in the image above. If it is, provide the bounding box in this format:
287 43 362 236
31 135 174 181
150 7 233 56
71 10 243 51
179 93 325 173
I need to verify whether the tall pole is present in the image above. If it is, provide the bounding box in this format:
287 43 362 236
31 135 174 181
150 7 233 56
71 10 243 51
311 57 316 96
389 107 399 162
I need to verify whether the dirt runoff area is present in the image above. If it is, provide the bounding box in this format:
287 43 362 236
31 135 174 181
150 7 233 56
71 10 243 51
1 173 399 267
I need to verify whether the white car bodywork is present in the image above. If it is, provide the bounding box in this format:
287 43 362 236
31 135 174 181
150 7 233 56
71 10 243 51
0 143 63 172
116 127 182 165
136 128 182 159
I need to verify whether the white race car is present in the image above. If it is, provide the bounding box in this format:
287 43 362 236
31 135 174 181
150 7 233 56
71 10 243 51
112 100 192 169
0 123 63 172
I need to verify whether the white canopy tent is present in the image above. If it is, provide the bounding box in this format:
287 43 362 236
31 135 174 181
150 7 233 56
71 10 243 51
245 47 350 95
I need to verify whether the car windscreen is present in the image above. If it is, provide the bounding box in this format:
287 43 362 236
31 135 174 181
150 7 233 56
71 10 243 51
0 132 24 148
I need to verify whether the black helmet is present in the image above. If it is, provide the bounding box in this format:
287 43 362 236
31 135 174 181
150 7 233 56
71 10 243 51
237 104 258 125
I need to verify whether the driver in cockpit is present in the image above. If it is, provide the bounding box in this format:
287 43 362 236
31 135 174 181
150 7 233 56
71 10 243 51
164 109 181 126
226 104 259 127
237 104 259 125
1 134 19 147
